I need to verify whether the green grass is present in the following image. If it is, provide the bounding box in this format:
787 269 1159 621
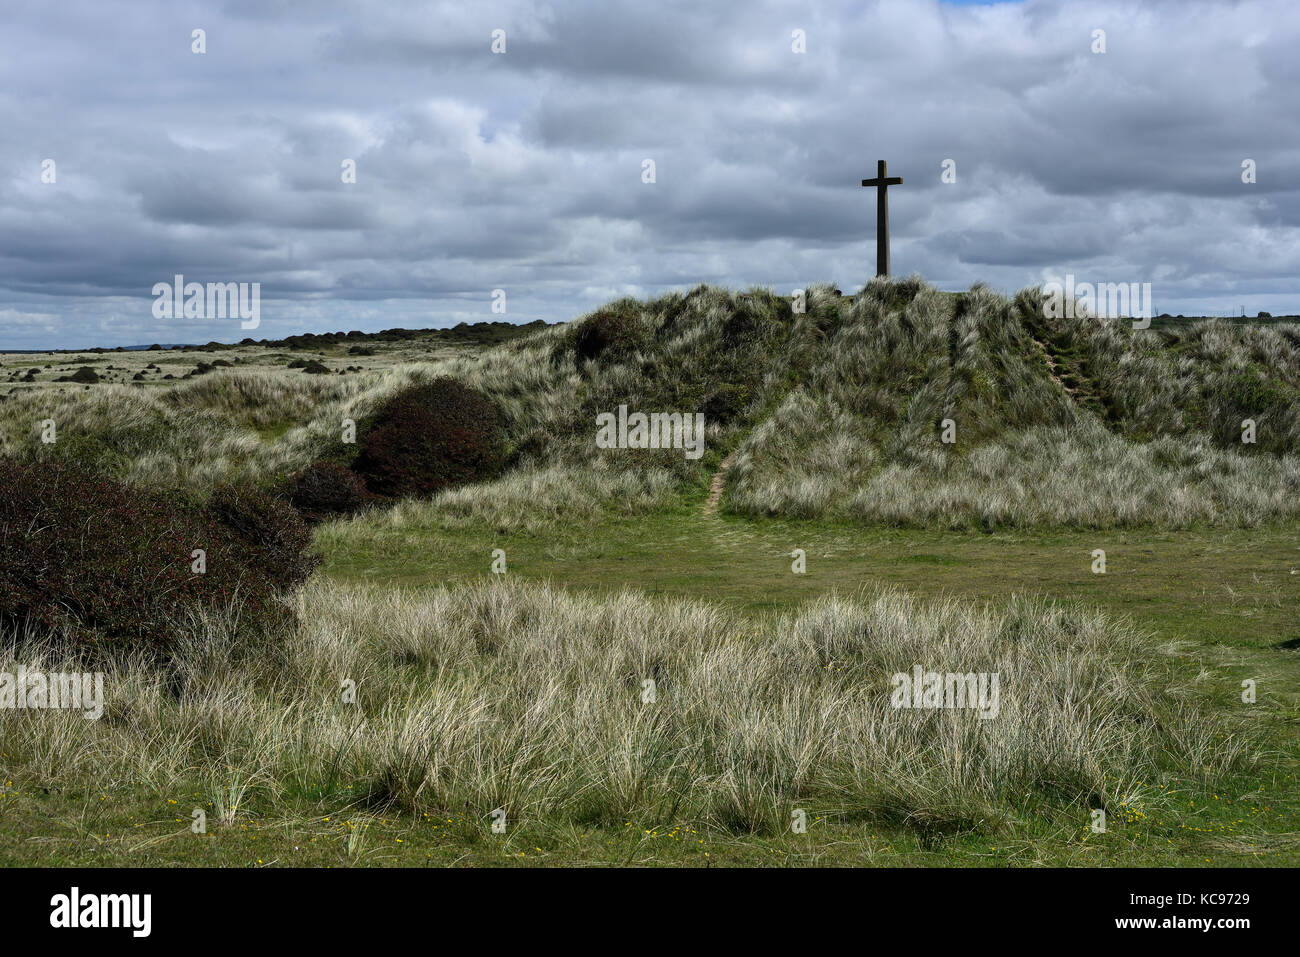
2 777 1293 867
321 506 1300 652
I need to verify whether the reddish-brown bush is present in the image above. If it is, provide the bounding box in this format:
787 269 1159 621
287 461 372 523
0 462 318 659
351 378 509 499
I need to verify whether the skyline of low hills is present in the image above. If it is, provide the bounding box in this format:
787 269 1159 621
0 318 554 355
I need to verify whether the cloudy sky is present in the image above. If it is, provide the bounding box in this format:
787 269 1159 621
1 0 1296 349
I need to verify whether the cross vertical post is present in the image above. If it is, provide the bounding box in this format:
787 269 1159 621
861 160 903 278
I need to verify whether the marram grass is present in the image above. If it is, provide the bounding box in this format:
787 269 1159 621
0 578 1254 837
5 276 1299 528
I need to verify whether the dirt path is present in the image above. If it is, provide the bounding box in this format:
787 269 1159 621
1030 335 1079 399
703 452 736 515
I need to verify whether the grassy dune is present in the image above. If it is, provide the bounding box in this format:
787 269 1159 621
5 277 1299 526
726 280 1300 526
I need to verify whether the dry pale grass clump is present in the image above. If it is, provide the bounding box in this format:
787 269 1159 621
161 369 357 430
731 415 1300 529
315 461 679 539
0 374 360 489
0 579 1252 836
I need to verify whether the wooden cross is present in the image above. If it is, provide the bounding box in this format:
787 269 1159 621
861 160 903 277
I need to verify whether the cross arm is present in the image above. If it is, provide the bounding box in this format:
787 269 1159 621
861 177 903 186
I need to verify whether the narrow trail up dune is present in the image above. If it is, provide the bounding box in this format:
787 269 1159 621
703 452 736 515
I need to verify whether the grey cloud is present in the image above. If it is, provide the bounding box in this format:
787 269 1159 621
1 0 1298 349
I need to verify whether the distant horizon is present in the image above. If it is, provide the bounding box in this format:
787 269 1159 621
0 316 552 354
2 287 1294 355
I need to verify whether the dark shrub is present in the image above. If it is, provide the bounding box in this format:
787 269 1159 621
58 367 99 383
202 484 319 594
288 461 372 523
0 463 318 660
703 384 751 424
352 378 509 499
572 301 645 363
301 360 330 374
